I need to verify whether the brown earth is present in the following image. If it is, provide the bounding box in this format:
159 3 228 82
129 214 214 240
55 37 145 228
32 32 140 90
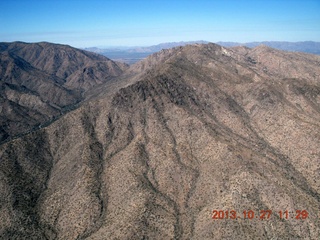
0 42 319 239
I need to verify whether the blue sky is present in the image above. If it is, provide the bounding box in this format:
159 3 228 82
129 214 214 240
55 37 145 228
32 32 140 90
1 0 319 47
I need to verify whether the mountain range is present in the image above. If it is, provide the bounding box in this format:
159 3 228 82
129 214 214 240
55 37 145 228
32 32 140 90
85 41 320 64
0 41 319 239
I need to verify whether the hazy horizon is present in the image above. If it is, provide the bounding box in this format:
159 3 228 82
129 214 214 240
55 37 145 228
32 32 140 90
1 0 319 48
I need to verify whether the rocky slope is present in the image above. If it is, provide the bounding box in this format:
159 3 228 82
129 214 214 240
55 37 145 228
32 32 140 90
0 43 319 239
0 42 128 143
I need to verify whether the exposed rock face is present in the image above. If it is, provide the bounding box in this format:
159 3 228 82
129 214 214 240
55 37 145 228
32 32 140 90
0 43 319 239
0 42 128 143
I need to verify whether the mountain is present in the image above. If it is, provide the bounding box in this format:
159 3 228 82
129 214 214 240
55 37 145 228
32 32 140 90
0 42 319 239
84 41 209 64
85 41 320 65
0 41 128 143
126 41 209 53
218 41 320 55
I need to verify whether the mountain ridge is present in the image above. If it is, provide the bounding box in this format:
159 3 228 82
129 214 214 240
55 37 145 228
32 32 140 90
85 40 320 64
218 40 320 54
0 41 128 143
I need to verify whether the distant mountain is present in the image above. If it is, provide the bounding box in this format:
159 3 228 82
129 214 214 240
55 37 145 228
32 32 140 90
1 42 319 239
126 40 209 53
85 41 320 64
0 41 128 143
84 41 208 64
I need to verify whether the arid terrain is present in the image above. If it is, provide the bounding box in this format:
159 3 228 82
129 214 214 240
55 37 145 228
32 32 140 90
0 42 128 143
0 42 319 239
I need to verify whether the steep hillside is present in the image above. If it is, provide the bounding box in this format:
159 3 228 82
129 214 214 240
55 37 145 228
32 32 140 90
1 42 128 91
0 42 128 143
0 43 319 239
